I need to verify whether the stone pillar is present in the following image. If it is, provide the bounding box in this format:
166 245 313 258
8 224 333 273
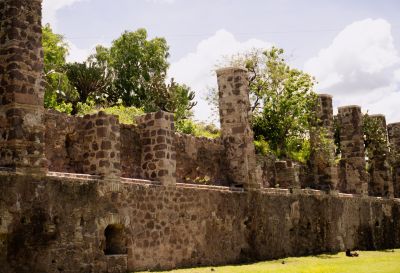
309 94 338 192
337 106 368 194
136 111 176 186
388 122 400 198
80 112 121 179
217 67 260 189
367 115 393 197
275 161 300 189
0 0 47 174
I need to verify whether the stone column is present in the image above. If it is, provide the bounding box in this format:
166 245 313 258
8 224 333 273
337 106 368 194
0 0 47 174
309 94 338 192
388 122 400 198
136 111 176 186
367 115 393 197
217 67 260 189
80 112 121 179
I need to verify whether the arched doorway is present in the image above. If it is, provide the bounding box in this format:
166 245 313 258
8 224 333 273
104 224 127 255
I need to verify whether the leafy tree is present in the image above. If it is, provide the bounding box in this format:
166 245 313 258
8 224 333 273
42 24 72 112
212 47 317 160
64 62 112 114
91 29 170 107
90 29 196 122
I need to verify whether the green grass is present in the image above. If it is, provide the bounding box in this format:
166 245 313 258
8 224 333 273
137 250 400 273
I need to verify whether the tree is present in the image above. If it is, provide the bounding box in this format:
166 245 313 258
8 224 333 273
91 29 170 107
42 24 72 112
90 29 196 122
213 47 317 161
64 62 112 114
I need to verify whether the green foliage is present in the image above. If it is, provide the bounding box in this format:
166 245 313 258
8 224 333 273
92 29 169 107
223 47 317 160
64 61 112 114
42 26 196 123
211 47 317 161
254 136 270 156
176 120 220 139
78 104 144 125
88 29 196 121
42 24 72 112
363 113 390 161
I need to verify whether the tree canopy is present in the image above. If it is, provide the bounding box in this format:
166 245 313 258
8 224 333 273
42 26 197 126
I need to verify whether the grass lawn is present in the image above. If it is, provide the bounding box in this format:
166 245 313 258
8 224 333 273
137 249 400 273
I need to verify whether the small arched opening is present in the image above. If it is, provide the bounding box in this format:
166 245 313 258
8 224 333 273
104 224 127 255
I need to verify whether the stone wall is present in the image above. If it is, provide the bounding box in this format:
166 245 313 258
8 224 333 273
388 122 400 198
0 0 46 174
337 106 368 195
136 111 176 185
217 67 260 189
1 173 399 273
367 115 393 198
120 124 142 179
175 133 228 185
44 110 83 173
309 94 338 192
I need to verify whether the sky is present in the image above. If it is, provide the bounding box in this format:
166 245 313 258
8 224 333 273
42 0 400 124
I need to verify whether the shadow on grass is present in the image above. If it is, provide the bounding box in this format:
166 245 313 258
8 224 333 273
312 254 340 259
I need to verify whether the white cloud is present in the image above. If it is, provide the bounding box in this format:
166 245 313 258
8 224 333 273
42 0 87 28
169 29 272 123
66 40 95 63
304 18 400 123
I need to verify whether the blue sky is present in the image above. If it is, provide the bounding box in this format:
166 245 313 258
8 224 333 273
42 0 400 124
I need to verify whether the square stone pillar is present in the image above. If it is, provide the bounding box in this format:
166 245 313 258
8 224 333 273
217 67 260 189
136 111 176 186
337 106 368 195
80 112 121 179
309 94 338 192
388 122 400 198
367 115 393 198
0 0 47 174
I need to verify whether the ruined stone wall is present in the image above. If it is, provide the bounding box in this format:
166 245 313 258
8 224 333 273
44 110 84 173
217 67 260 189
367 115 393 198
175 133 228 185
0 0 46 173
1 174 399 273
309 94 338 192
388 122 400 198
338 106 368 195
120 124 142 179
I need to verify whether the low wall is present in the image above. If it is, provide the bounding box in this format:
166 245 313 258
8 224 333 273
175 133 228 186
1 173 399 273
44 110 230 186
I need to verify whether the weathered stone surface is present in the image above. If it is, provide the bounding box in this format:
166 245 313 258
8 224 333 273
337 106 368 194
0 174 399 273
175 133 228 185
388 122 400 198
274 160 300 189
309 94 338 192
1 2 400 272
0 0 46 174
367 115 393 198
217 67 260 189
136 111 176 186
